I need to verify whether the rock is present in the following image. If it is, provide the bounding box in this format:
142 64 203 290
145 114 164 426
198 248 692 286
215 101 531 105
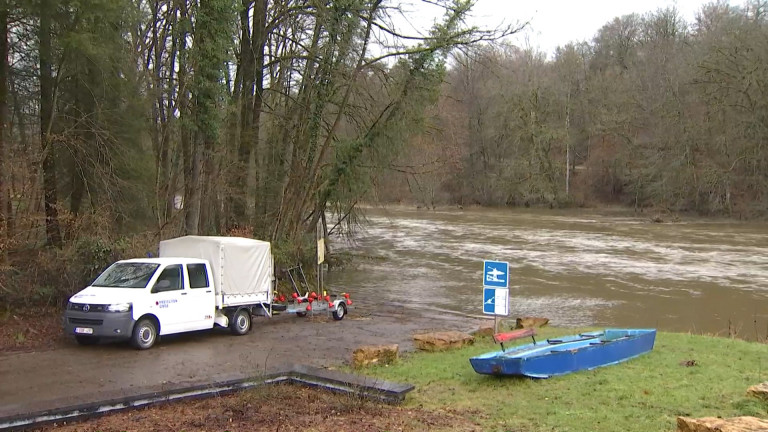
515 317 550 329
676 416 768 432
747 382 768 401
351 344 399 369
412 331 474 352
470 325 495 337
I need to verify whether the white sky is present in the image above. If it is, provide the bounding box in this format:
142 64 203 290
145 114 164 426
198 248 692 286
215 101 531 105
478 0 724 53
398 0 736 55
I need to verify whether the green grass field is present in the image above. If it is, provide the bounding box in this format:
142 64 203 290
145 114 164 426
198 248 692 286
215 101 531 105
361 328 768 432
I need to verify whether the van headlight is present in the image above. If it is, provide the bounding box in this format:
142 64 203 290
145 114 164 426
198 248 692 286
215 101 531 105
106 303 132 313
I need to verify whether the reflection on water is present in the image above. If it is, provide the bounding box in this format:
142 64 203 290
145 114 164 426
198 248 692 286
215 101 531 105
326 207 768 338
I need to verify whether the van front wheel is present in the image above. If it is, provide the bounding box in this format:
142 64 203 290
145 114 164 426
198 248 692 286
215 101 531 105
131 318 158 350
230 309 251 335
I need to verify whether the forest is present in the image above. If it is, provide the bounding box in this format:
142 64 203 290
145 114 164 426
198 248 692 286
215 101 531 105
0 0 766 307
385 1 768 217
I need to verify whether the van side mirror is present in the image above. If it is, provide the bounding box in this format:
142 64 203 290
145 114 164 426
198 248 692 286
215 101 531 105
152 279 172 293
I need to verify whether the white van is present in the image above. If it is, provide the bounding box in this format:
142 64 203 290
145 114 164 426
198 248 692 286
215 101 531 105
64 236 274 349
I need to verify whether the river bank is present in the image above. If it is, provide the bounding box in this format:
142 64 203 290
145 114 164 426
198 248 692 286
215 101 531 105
23 326 768 432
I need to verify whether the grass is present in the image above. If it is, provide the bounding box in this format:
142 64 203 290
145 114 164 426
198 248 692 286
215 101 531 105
360 328 768 432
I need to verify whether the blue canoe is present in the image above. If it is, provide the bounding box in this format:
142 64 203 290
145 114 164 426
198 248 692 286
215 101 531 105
469 328 656 378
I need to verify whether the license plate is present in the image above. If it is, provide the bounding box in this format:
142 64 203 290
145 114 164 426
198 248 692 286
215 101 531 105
75 327 93 335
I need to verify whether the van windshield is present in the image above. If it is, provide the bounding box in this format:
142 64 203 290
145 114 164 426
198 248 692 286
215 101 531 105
92 263 160 288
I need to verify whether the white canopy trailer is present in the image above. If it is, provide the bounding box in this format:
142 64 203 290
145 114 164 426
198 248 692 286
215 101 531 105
159 236 274 310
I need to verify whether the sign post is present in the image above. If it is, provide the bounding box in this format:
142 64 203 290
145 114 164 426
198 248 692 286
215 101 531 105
482 260 510 333
317 221 324 315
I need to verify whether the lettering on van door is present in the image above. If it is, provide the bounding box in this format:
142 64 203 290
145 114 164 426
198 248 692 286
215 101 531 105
151 264 186 334
156 299 178 308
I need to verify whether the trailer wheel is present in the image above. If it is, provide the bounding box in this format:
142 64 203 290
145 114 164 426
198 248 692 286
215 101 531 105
131 318 158 350
332 302 347 321
230 309 251 335
75 335 100 346
295 311 307 318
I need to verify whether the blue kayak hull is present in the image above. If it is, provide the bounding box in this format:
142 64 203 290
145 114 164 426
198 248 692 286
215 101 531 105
470 329 656 378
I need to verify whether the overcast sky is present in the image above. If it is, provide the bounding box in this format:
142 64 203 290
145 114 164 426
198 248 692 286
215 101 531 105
483 0 726 53
398 0 736 56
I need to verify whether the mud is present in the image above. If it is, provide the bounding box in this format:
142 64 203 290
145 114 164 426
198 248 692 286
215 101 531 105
0 301 485 418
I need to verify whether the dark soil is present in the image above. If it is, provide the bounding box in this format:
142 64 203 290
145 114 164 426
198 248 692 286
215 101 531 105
33 383 483 432
0 307 68 352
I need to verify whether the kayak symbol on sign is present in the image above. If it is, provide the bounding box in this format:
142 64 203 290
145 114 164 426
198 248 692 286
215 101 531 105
483 260 509 288
483 288 495 308
483 287 509 316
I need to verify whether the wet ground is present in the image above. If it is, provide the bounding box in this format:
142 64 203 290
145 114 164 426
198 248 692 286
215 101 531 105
0 301 485 419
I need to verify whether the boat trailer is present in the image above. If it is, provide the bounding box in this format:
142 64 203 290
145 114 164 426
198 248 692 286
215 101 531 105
269 264 352 321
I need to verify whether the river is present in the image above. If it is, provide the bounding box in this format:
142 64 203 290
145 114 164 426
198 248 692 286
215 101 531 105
325 206 768 339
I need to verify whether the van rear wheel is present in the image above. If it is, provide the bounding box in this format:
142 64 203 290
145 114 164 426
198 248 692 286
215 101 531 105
230 309 251 335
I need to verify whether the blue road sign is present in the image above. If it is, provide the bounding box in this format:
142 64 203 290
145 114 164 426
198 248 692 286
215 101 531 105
483 287 509 316
483 260 509 288
483 287 496 314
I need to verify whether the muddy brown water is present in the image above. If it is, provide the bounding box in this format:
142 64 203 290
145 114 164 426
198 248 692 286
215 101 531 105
326 207 768 339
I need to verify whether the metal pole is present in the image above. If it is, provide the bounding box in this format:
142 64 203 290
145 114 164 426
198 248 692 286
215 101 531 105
316 221 320 316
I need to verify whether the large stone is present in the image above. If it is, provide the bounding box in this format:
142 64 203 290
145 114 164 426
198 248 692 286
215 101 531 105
412 331 474 352
351 344 399 369
677 416 768 432
747 382 768 401
515 317 550 329
470 324 495 338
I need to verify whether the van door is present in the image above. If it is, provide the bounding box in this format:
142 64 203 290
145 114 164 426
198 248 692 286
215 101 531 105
149 264 188 334
184 263 216 331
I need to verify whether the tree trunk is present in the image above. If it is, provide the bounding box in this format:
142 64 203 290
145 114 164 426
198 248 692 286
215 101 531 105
186 0 228 235
183 138 202 234
565 90 571 197
175 0 200 235
39 0 62 247
69 166 85 216
249 0 267 227
163 4 180 229
150 0 176 229
0 0 8 260
231 0 253 224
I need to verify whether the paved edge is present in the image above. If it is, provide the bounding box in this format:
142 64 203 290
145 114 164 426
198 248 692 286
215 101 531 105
0 365 414 431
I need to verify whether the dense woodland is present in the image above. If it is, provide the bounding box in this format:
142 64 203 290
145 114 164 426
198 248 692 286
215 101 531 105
0 0 766 306
384 1 768 217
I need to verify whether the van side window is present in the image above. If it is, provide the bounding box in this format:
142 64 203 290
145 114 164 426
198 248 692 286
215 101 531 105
154 265 183 291
187 264 209 289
